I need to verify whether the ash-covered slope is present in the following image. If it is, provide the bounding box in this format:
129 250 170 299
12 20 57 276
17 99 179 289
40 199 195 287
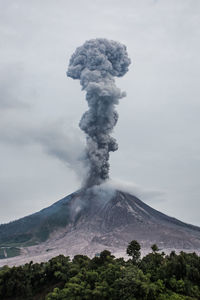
1 187 200 265
58 188 200 251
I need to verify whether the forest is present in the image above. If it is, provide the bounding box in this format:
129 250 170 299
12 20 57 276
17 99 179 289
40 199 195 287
0 241 200 300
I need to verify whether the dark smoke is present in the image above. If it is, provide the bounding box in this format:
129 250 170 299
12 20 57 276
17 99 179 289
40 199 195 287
67 38 131 187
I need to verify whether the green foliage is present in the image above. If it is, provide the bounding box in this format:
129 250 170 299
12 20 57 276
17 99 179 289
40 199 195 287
0 241 200 300
126 240 141 264
151 244 159 253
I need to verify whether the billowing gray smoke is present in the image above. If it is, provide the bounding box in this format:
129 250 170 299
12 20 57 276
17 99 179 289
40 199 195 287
67 38 131 187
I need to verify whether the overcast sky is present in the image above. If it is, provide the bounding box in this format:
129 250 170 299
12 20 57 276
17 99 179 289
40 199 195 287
1 0 200 226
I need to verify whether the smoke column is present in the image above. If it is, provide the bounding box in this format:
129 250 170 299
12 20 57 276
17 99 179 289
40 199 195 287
67 38 131 187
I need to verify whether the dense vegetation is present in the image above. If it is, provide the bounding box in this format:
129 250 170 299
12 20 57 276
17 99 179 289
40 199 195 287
0 241 200 300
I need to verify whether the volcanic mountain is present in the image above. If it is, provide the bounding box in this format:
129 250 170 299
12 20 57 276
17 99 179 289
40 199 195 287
1 186 200 266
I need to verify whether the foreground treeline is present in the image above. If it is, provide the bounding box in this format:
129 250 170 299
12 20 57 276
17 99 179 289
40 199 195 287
0 241 200 300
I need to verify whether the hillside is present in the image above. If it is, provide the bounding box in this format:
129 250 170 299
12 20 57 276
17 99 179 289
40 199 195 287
1 187 200 266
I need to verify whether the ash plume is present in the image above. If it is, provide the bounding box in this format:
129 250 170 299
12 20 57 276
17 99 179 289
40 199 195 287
67 39 131 187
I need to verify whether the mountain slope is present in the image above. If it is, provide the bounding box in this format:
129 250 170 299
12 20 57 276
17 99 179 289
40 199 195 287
0 192 75 246
1 187 200 265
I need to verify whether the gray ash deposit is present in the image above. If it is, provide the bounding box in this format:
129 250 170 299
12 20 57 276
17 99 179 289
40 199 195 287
1 186 200 266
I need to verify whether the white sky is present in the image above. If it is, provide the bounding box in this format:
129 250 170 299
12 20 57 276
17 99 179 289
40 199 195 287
0 0 200 226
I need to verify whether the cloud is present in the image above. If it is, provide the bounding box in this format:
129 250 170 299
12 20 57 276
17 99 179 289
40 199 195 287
0 118 87 182
104 179 165 204
0 63 31 110
83 178 165 204
32 121 88 181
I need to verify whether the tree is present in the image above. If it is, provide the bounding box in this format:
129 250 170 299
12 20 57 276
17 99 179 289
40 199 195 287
151 244 159 253
126 240 141 264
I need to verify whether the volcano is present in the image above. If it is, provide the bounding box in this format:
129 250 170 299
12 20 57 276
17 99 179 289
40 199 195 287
2 39 198 267
1 187 200 266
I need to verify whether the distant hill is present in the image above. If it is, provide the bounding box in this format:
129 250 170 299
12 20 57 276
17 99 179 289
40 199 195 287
0 192 75 247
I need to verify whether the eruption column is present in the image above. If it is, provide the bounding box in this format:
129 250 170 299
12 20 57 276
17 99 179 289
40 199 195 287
67 39 131 187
